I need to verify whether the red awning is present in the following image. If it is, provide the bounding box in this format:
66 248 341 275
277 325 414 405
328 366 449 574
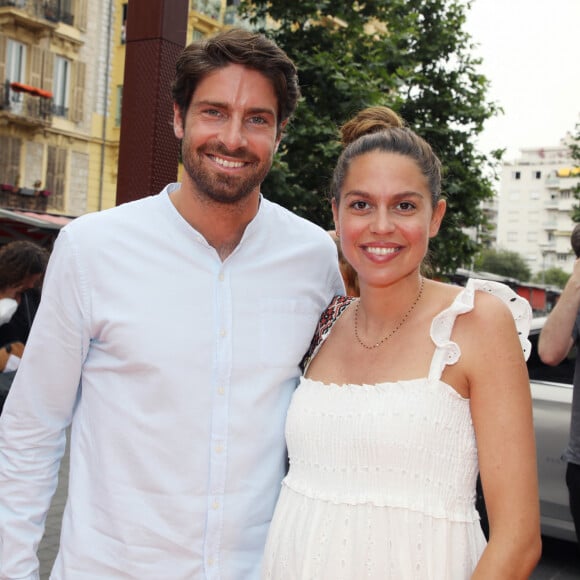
0 208 74 248
9 82 53 99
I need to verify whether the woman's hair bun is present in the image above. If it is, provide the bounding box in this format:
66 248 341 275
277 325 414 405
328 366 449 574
340 106 404 146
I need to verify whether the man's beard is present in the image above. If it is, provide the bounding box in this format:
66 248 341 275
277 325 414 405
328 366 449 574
182 143 272 205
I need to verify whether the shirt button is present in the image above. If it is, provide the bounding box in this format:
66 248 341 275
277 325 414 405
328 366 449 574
220 329 226 337
218 273 224 282
217 386 225 395
212 500 219 510
215 443 223 453
208 557 214 566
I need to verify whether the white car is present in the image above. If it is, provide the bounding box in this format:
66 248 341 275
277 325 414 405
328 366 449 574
527 316 577 543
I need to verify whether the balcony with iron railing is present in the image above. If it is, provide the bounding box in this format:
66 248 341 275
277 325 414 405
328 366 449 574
0 184 50 212
191 0 222 21
0 0 73 26
0 80 53 126
42 0 73 25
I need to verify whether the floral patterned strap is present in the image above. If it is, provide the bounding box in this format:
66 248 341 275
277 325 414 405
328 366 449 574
301 295 356 372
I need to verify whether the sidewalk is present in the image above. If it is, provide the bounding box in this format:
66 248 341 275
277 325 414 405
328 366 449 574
37 436 68 579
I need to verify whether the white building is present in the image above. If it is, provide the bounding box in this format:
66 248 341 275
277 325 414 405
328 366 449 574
495 139 580 275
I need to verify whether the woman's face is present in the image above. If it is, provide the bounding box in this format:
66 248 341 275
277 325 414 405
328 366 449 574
332 151 446 289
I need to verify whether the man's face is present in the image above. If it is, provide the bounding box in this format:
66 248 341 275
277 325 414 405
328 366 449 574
173 64 284 205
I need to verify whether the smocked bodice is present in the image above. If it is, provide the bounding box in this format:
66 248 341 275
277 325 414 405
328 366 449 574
284 377 479 521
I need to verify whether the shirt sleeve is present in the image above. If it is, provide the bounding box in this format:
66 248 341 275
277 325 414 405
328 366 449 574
0 229 89 578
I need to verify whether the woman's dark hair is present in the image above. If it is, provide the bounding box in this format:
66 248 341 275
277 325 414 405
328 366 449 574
330 106 442 208
0 241 49 291
172 27 301 136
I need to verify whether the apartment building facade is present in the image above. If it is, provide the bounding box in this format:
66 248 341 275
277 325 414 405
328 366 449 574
495 140 580 275
0 0 236 232
0 0 112 221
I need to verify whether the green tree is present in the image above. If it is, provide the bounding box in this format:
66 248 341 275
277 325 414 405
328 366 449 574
474 248 531 282
239 0 501 276
532 267 570 289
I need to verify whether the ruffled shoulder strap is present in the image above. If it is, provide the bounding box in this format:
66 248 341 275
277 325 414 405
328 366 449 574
428 278 533 381
301 295 356 373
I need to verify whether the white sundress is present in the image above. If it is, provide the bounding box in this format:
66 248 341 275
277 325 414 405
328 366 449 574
262 279 532 580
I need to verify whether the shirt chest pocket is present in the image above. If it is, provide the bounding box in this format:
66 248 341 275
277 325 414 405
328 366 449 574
259 298 322 369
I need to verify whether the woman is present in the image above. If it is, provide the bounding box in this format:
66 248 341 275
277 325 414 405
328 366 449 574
262 106 541 578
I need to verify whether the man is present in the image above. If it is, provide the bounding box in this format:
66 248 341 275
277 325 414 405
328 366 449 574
538 223 580 546
0 29 343 579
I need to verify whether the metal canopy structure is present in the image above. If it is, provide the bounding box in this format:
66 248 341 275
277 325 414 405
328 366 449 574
0 208 73 248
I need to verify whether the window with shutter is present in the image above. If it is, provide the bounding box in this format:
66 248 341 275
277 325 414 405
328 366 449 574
46 145 67 211
53 55 70 118
0 35 6 108
42 50 54 93
6 39 27 115
0 136 22 187
71 60 85 123
75 0 88 31
0 34 6 83
30 46 42 89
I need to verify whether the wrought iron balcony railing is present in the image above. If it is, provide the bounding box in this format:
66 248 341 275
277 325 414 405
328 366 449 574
0 0 74 25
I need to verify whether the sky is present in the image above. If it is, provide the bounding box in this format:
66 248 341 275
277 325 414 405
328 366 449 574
464 0 580 160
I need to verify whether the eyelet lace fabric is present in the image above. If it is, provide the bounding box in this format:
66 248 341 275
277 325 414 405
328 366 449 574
262 280 532 579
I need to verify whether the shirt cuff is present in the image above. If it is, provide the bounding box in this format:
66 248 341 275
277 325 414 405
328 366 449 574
4 354 21 372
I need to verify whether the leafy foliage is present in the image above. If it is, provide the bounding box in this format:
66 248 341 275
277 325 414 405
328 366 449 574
532 267 570 289
238 0 501 276
474 248 531 283
570 122 580 222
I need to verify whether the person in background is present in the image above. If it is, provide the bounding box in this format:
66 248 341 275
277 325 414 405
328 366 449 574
538 222 580 546
262 106 541 579
328 229 359 297
0 28 343 579
0 240 48 414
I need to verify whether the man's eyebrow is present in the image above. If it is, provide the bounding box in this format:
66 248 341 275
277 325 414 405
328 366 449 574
246 107 276 117
192 100 276 117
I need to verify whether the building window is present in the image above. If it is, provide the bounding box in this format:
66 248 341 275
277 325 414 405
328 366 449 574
115 85 123 126
557 253 570 262
561 190 571 199
53 56 70 118
6 39 26 84
533 171 541 179
507 231 518 242
6 39 27 114
46 145 67 211
508 192 520 200
0 135 22 187
527 232 538 242
121 3 128 44
513 171 521 180
44 0 74 25
530 191 540 200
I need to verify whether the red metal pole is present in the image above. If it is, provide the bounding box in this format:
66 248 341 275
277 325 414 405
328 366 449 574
116 0 189 205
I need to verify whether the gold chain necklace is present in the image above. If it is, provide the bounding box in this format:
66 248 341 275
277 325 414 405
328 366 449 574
354 277 425 350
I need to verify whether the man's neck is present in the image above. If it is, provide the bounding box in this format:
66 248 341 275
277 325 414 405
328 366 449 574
169 184 261 261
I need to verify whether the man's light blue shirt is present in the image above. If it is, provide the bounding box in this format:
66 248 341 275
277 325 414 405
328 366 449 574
0 184 344 579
